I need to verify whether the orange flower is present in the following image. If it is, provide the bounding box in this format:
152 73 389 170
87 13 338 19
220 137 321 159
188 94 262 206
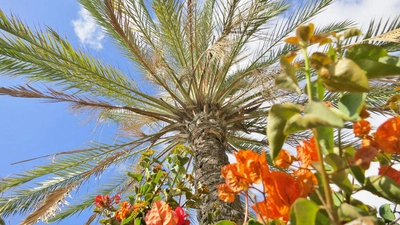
221 164 251 192
252 200 269 222
145 201 179 225
353 146 378 170
234 150 270 184
361 135 377 148
274 150 295 169
269 172 301 206
115 201 132 221
294 168 318 197
259 172 302 221
296 137 319 168
375 117 400 154
353 119 371 137
217 184 236 202
379 165 400 185
359 105 370 119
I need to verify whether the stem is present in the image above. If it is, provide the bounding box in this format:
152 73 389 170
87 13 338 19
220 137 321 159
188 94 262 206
338 128 343 157
244 191 249 224
313 128 339 225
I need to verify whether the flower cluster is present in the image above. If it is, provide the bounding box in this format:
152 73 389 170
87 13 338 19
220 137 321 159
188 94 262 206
217 149 317 222
144 201 190 225
352 116 400 182
94 194 120 209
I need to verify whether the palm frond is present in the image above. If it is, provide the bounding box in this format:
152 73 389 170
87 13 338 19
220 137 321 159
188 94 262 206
346 16 400 52
48 172 133 222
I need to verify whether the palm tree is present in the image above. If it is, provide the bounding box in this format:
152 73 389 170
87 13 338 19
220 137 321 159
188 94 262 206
0 0 399 224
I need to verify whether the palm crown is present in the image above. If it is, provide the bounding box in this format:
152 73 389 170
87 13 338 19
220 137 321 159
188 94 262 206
1 0 399 224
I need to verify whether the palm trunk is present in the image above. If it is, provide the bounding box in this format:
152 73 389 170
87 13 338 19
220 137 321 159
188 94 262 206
188 111 244 224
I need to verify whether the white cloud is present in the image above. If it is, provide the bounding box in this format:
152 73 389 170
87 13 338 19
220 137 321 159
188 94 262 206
311 0 400 29
72 8 105 50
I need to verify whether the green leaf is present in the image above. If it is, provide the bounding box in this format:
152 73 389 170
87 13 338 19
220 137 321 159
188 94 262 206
325 153 353 195
316 126 334 154
214 220 237 225
321 58 370 92
121 216 134 225
284 101 343 134
337 93 366 121
134 218 142 225
246 219 264 225
128 172 143 182
0 217 4 225
275 72 301 94
275 53 301 94
379 204 395 222
177 156 190 166
267 103 301 159
338 203 368 221
290 198 319 225
346 44 400 78
346 44 388 61
343 28 363 39
364 176 400 204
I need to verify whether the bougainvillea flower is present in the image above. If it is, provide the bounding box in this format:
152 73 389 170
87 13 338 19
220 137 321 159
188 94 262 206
274 150 295 169
94 195 111 208
359 105 370 119
174 206 190 225
252 200 269 222
375 117 400 154
268 172 301 206
221 163 251 192
294 168 318 197
379 165 400 185
353 146 378 170
217 184 236 202
353 119 371 137
361 135 377 148
113 194 121 204
296 136 319 168
145 201 179 225
234 150 270 184
115 201 132 222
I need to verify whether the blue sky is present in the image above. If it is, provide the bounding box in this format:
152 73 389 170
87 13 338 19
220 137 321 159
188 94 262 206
1 0 400 224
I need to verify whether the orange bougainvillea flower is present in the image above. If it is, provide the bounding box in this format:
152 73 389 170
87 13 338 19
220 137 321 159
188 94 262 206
257 171 302 222
268 172 301 207
353 146 378 170
379 165 400 185
375 117 400 154
252 200 269 222
274 150 295 169
115 201 132 222
359 105 370 119
145 201 179 225
217 184 236 202
353 119 371 137
294 168 318 197
234 150 270 184
221 163 251 192
296 136 319 168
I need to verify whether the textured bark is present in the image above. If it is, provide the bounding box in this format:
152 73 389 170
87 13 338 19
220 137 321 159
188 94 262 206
187 111 244 224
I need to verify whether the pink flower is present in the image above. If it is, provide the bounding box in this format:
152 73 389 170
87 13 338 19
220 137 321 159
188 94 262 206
94 195 111 208
174 206 190 225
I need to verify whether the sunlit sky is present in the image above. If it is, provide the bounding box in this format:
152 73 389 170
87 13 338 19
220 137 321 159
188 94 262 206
0 0 399 224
